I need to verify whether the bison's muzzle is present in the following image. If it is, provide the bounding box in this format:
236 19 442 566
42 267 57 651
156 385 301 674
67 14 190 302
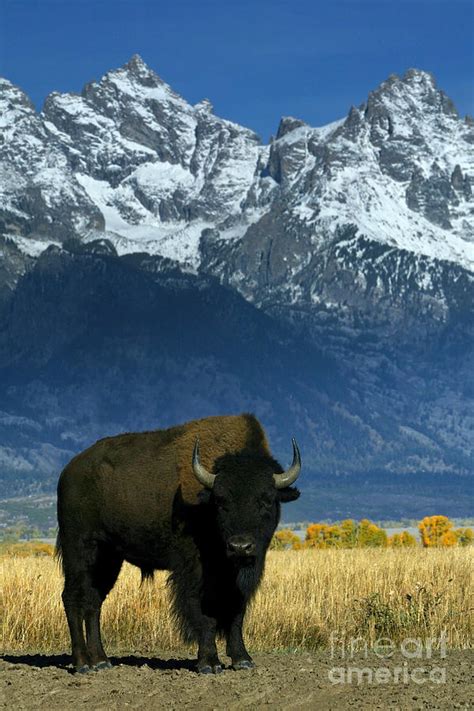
226 535 257 558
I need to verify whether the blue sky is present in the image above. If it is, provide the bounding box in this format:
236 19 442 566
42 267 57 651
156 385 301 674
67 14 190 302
0 0 472 140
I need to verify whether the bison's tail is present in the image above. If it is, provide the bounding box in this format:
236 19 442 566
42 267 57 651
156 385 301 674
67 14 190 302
55 530 64 572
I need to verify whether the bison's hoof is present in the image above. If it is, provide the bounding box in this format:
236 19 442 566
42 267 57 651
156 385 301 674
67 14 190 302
198 665 213 674
93 661 113 671
233 659 255 671
197 663 223 674
76 664 91 674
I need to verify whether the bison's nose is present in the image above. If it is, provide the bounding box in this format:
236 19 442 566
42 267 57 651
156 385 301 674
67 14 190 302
227 536 256 557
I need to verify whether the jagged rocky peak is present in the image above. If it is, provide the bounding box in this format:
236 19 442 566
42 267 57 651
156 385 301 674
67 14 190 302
107 53 172 90
194 98 213 113
124 53 157 78
343 104 364 138
0 77 35 111
77 53 189 117
41 54 200 183
401 68 457 115
335 69 462 157
100 53 163 86
0 79 39 142
364 68 459 127
381 68 437 93
276 116 308 139
372 68 437 101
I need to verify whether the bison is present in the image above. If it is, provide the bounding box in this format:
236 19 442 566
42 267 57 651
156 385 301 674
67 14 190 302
56 413 301 674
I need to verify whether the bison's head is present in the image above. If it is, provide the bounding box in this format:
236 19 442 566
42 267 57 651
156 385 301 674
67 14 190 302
192 439 301 562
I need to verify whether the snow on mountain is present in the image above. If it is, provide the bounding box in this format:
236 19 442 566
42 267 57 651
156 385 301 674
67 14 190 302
1 58 472 276
32 55 261 268
262 69 474 269
0 78 103 252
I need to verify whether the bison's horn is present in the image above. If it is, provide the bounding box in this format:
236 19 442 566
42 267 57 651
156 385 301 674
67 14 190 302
192 438 216 489
273 438 301 489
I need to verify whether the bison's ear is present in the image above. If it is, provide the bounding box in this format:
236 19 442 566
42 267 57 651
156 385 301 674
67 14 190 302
277 486 300 503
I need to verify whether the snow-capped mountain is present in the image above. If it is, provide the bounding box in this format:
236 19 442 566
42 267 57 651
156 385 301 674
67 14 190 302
0 57 473 513
1 56 472 274
1 55 262 266
1 56 473 345
198 68 474 353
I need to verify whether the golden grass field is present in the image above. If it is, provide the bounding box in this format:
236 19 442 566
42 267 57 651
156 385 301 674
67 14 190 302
1 547 472 655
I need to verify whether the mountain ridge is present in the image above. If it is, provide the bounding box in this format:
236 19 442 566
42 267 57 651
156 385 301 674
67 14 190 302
1 57 473 271
0 57 472 516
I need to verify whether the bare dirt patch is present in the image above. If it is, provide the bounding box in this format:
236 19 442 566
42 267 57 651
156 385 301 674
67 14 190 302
1 650 472 710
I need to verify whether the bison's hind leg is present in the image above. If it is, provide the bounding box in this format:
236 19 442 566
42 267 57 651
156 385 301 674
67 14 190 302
84 545 123 670
61 535 122 672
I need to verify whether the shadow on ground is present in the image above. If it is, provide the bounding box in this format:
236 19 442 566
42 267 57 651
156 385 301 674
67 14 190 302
1 654 196 673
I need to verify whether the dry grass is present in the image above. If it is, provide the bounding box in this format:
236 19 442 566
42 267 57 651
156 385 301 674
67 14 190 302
1 548 472 655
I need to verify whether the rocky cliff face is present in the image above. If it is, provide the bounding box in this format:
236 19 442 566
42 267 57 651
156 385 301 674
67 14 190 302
0 57 472 513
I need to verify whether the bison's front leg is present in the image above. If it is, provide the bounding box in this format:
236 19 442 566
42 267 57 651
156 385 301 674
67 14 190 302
226 607 255 670
195 609 223 674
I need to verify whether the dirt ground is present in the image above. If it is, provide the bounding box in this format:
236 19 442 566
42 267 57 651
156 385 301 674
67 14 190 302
1 649 472 710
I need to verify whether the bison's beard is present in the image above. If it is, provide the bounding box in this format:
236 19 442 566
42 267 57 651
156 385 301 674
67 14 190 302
235 558 263 598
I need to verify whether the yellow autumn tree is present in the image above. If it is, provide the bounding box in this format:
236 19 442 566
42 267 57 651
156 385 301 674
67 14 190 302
388 531 417 547
305 519 388 548
305 523 343 548
440 530 458 547
305 523 327 548
418 515 455 547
